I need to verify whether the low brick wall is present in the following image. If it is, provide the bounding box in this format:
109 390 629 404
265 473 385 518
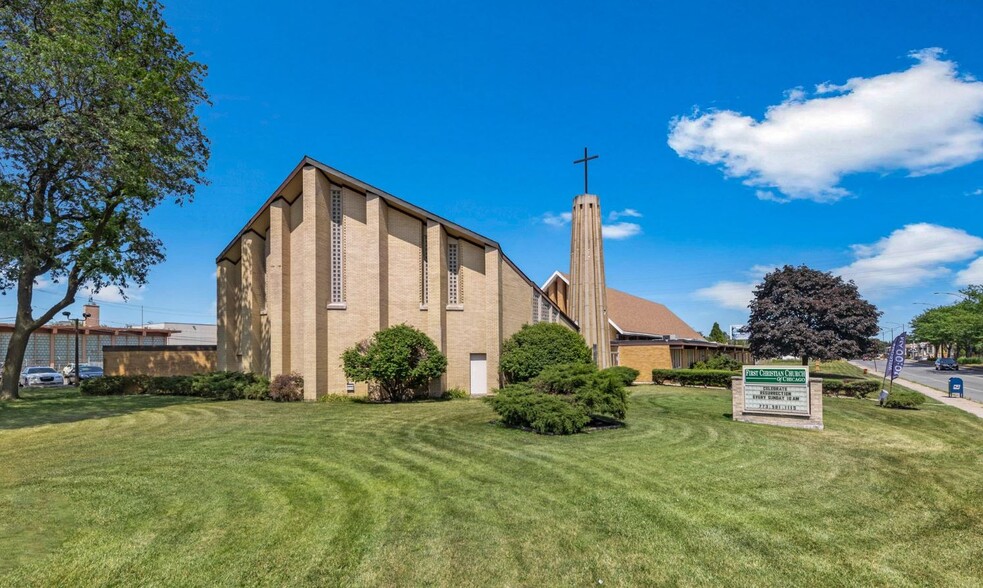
103 345 217 376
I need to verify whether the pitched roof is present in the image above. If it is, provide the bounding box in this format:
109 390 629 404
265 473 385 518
606 287 705 341
544 271 705 341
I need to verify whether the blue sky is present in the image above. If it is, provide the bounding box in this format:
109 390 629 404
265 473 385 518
6 0 983 340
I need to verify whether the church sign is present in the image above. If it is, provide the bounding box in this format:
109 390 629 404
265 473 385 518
742 367 810 416
732 366 823 430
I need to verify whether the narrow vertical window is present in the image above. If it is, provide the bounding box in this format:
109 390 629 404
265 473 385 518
421 225 429 306
448 241 460 305
532 292 541 323
330 187 344 304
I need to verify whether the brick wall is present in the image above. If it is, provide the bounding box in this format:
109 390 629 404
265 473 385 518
104 346 216 376
616 344 672 382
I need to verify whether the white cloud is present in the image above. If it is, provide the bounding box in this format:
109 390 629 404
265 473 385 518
694 265 773 310
834 223 983 294
80 284 145 304
694 280 756 310
668 48 983 202
542 212 572 227
608 208 642 221
956 257 983 285
755 190 790 204
544 210 642 239
968 188 983 196
602 222 642 240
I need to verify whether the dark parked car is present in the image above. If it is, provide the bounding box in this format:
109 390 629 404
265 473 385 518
935 358 959 371
66 364 104 385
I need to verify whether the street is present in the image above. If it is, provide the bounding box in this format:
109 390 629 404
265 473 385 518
852 360 983 404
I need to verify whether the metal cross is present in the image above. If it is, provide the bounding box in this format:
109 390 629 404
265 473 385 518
573 147 599 194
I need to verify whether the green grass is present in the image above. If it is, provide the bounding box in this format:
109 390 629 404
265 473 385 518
2 386 983 586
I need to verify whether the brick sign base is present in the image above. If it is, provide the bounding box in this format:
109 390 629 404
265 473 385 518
732 376 824 430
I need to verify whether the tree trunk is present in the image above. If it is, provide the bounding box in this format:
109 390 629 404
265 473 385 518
0 324 32 400
801 356 810 366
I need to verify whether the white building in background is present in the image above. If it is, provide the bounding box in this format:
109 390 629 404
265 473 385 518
143 323 217 346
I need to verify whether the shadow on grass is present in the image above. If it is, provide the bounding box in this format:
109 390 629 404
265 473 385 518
0 387 205 431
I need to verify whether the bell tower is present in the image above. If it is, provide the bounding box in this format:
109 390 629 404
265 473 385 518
569 149 611 367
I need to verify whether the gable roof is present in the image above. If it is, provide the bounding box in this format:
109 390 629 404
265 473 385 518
543 272 705 341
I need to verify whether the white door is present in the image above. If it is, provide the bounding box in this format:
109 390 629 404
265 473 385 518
470 353 488 396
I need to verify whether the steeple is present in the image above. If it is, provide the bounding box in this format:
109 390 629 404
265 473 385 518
569 192 611 367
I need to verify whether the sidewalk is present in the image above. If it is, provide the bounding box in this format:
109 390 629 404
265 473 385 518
848 362 983 418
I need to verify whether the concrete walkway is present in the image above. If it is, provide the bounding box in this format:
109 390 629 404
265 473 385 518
849 361 983 419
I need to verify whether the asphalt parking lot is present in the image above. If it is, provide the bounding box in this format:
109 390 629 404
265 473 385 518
852 360 983 403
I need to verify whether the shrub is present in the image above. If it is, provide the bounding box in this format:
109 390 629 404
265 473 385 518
500 323 592 383
442 387 470 400
651 369 737 388
486 384 590 434
692 354 743 371
82 371 272 401
342 324 447 402
883 389 927 409
957 356 981 365
487 363 628 434
821 378 879 398
190 371 266 400
602 366 639 386
144 375 193 396
269 373 304 402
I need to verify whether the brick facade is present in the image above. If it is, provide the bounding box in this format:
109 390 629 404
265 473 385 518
216 157 574 398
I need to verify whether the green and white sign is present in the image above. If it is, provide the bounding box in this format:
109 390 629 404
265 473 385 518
742 367 810 416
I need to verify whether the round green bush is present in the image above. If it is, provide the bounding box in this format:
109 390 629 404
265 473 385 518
500 323 592 383
342 324 447 402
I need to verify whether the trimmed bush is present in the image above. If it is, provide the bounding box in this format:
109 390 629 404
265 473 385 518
486 384 590 435
821 378 879 398
883 389 927 409
342 324 447 402
651 369 737 388
487 363 628 434
190 371 266 400
500 323 592 383
957 356 981 365
602 366 640 386
692 354 743 371
269 373 303 402
144 375 193 396
82 372 269 400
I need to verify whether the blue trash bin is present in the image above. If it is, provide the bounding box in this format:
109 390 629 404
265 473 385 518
948 377 964 398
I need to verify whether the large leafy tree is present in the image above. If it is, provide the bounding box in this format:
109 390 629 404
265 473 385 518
0 0 208 399
747 266 880 365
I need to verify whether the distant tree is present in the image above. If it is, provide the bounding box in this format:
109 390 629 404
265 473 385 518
747 266 880 365
707 322 728 343
500 323 592 383
0 0 209 400
911 286 983 358
342 325 447 402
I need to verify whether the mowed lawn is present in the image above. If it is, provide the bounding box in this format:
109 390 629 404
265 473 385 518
2 384 982 587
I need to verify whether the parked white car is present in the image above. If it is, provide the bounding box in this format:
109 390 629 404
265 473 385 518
19 366 66 387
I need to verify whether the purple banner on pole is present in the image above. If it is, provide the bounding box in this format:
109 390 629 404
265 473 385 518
885 332 907 380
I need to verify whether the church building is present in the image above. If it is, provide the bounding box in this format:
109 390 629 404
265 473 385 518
216 155 750 398
215 157 572 399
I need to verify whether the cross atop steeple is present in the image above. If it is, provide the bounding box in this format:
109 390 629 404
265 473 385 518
573 147 599 194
